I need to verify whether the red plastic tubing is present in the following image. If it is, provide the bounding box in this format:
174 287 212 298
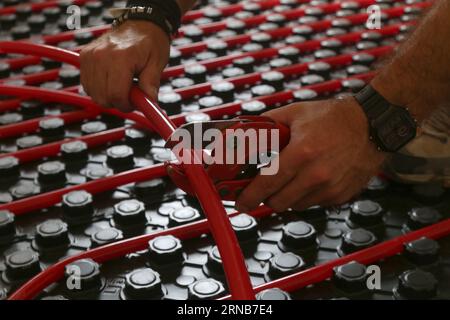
0 43 392 139
0 9 409 88
0 83 156 138
0 109 98 139
3 0 443 301
0 41 254 300
0 0 383 70
174 1 431 56
0 71 376 165
182 0 283 23
0 0 276 23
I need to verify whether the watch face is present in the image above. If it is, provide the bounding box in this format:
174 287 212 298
372 106 417 152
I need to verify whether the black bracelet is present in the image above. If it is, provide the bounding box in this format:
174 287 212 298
126 0 182 34
112 6 175 38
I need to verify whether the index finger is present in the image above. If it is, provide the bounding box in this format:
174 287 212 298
235 144 305 212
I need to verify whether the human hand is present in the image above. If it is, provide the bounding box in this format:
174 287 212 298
80 20 170 112
236 95 387 212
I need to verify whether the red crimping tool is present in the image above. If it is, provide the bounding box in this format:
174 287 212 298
164 115 290 201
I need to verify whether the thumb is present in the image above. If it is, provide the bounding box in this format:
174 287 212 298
138 61 162 102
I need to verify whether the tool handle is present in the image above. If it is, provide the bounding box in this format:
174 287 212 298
235 115 291 148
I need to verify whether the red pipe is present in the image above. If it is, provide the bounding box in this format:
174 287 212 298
0 71 375 164
0 84 81 113
0 20 404 115
0 68 62 86
10 193 450 301
0 98 23 113
0 110 98 139
0 14 408 89
0 40 389 126
0 83 155 132
182 0 281 22
175 2 430 56
0 28 403 303
1 42 85 70
0 0 425 89
179 0 394 37
0 26 418 302
0 3 310 63
0 127 126 163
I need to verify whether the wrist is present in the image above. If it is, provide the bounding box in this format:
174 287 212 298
371 64 416 111
124 0 182 34
371 61 443 123
353 83 418 153
341 95 370 139
340 96 387 163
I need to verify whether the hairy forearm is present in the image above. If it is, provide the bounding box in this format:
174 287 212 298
372 0 450 122
176 0 199 15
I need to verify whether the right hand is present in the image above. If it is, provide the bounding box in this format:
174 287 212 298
80 20 170 112
236 96 386 213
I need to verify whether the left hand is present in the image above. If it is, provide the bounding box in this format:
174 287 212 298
235 95 387 213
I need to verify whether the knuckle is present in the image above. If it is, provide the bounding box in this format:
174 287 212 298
266 199 286 213
260 177 277 192
109 95 129 109
310 167 332 185
334 194 352 206
113 46 132 57
92 47 107 59
322 187 342 204
108 89 125 102
79 52 91 68
261 109 277 118
277 166 295 180
293 202 312 212
80 80 89 95
298 146 318 162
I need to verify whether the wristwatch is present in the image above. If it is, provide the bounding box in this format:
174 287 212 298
354 84 417 152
